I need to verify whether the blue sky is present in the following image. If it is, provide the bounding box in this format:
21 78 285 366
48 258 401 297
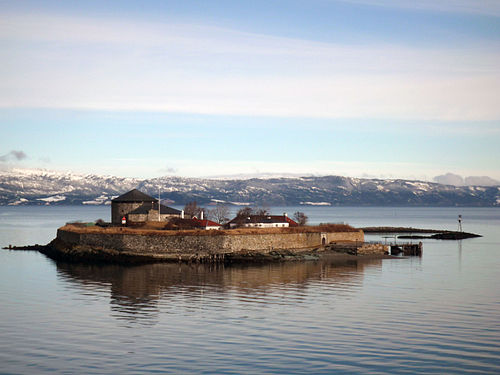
1 0 499 180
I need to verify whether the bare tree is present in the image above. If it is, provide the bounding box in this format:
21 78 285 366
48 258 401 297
254 207 270 216
293 211 308 226
183 201 204 218
207 204 230 224
236 206 253 218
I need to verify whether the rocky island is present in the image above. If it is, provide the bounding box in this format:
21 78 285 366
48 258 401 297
6 189 438 264
38 222 386 264
361 226 482 239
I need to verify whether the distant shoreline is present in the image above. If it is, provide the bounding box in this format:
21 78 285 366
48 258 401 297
2 169 499 207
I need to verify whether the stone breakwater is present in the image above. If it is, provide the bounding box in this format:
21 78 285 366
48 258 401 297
46 226 366 263
326 242 390 256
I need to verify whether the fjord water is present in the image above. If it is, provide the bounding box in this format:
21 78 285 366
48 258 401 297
1 206 499 374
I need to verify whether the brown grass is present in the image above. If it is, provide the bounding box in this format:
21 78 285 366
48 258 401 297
59 223 360 237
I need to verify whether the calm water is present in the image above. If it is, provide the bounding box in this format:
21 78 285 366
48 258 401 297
1 206 499 374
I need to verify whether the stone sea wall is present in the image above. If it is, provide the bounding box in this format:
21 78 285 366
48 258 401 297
357 243 390 255
57 228 364 258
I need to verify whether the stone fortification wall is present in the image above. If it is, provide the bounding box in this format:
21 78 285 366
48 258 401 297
223 232 326 252
57 229 364 257
113 205 180 224
326 232 365 243
111 202 147 224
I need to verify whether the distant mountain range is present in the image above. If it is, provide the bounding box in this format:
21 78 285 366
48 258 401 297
1 168 499 207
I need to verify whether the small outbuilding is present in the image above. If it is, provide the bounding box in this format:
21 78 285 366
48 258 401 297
190 217 222 230
111 189 182 224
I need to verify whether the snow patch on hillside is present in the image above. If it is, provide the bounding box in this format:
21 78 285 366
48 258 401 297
8 198 28 206
83 195 111 205
300 202 331 206
38 195 66 203
406 182 430 191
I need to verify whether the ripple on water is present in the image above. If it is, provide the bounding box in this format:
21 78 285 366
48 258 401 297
1 244 500 374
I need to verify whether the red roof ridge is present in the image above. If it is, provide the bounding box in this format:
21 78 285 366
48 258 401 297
192 217 221 227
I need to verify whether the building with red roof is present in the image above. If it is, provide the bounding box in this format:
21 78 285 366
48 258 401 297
191 217 222 230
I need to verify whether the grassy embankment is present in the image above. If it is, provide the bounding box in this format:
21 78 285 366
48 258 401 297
61 223 359 236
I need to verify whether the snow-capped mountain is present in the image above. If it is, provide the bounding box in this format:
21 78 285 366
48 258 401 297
0 168 139 205
1 168 499 206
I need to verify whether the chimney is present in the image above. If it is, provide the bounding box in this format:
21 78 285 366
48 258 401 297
200 210 204 220
284 212 287 217
181 210 184 219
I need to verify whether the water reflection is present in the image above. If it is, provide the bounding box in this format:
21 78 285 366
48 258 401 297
56 257 383 325
458 239 463 270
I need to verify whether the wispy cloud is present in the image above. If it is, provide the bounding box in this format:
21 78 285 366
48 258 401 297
1 12 499 121
159 166 178 175
336 0 500 17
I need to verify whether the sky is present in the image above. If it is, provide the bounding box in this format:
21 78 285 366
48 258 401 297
1 0 499 180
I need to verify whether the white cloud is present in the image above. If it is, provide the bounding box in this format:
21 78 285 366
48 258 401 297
1 12 500 121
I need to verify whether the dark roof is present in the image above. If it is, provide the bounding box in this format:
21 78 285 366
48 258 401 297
128 201 182 215
229 215 298 226
112 189 157 203
155 202 182 215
